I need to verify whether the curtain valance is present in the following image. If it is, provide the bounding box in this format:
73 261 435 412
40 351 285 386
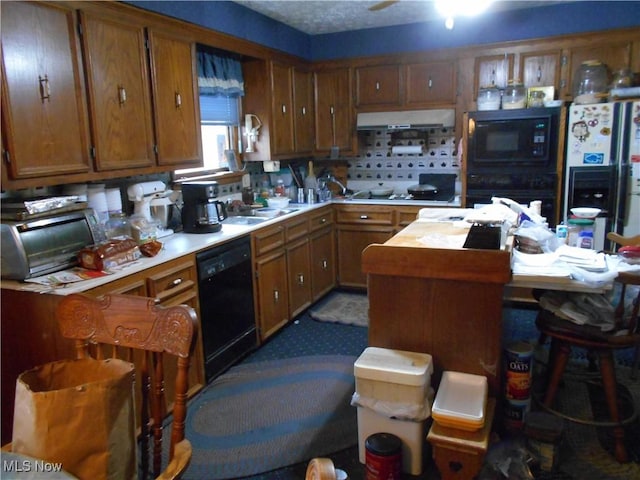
197 51 244 97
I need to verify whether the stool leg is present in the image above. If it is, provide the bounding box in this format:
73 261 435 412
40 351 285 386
543 340 571 407
598 350 629 463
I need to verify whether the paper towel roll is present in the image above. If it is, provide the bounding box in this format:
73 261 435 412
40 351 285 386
106 188 123 213
391 145 423 154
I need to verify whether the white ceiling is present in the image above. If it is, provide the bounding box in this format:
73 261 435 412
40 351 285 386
233 1 565 35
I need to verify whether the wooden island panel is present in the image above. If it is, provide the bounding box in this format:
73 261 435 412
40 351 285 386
362 221 512 396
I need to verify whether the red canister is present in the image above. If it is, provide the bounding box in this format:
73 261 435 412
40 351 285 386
365 433 402 480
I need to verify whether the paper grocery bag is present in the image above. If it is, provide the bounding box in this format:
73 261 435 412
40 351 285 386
12 358 136 480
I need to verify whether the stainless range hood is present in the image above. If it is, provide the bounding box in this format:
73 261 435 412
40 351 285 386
356 109 455 131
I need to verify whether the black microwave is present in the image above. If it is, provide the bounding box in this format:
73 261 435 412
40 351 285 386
466 107 561 172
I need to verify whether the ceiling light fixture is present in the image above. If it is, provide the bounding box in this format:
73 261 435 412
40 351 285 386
435 0 494 30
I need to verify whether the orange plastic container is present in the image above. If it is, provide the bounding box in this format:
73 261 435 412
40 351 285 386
432 371 488 432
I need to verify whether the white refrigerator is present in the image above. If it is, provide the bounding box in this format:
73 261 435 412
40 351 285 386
564 100 640 250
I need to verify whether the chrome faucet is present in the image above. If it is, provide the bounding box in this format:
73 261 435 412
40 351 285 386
320 173 349 196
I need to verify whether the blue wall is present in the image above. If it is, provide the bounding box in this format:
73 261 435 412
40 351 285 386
126 1 312 59
312 2 640 60
128 1 640 61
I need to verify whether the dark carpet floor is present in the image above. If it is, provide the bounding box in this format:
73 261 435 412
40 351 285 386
190 295 639 480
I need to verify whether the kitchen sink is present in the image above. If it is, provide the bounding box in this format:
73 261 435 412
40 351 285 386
223 216 269 225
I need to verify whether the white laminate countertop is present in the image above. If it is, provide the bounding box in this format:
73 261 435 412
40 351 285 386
1 199 461 295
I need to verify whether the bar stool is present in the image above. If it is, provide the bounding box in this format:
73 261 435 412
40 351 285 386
534 270 640 463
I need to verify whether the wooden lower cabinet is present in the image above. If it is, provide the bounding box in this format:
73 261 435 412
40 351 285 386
252 224 289 341
310 226 336 300
254 249 289 341
308 206 336 301
335 204 397 288
337 226 394 288
287 237 312 318
252 207 338 340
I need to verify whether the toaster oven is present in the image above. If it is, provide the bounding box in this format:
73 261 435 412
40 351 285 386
1 209 103 280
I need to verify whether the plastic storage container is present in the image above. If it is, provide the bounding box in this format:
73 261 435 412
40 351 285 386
354 347 433 475
432 371 488 431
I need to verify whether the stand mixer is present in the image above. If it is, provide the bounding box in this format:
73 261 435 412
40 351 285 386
126 181 176 238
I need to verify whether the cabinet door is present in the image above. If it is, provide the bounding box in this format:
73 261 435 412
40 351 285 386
356 65 401 107
337 226 394 288
255 250 289 341
148 29 202 167
314 68 353 152
293 69 315 154
310 227 336 300
1 2 91 179
80 11 155 171
519 51 561 90
271 62 295 155
474 54 515 97
287 238 312 318
405 61 456 106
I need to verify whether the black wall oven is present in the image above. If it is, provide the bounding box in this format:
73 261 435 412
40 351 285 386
465 107 564 226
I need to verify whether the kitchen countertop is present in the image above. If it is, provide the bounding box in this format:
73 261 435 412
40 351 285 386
1 199 461 295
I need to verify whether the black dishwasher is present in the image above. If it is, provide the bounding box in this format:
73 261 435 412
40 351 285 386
196 236 256 382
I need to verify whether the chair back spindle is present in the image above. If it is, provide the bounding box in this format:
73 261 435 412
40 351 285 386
56 293 198 479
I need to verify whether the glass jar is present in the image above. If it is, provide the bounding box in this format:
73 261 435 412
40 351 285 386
528 90 546 108
105 212 132 239
477 86 501 111
573 60 608 104
502 81 527 109
611 68 632 89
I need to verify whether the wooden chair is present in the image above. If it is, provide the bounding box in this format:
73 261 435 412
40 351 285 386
55 293 199 479
534 270 640 463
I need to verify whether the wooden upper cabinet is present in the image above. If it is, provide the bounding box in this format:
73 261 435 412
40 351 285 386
79 11 155 171
147 29 202 168
563 41 633 99
293 69 315 154
356 65 401 107
474 54 515 98
314 68 353 153
1 1 91 180
405 61 456 106
519 50 562 90
270 61 295 155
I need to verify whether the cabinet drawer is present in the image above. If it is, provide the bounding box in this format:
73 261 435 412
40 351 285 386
146 259 197 304
336 206 394 225
285 215 309 242
253 224 286 257
309 207 334 232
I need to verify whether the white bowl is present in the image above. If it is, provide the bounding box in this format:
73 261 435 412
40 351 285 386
266 196 290 209
370 188 393 197
571 207 601 218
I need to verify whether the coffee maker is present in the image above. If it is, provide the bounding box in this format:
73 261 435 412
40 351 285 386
181 181 227 233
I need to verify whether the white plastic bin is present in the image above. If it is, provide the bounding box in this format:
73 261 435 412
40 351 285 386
353 347 433 475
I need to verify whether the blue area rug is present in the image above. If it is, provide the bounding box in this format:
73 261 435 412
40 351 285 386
181 355 358 479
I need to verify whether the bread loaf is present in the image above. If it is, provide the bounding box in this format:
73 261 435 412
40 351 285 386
78 238 141 271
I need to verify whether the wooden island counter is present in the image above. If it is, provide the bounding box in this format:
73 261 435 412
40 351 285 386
362 219 512 396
